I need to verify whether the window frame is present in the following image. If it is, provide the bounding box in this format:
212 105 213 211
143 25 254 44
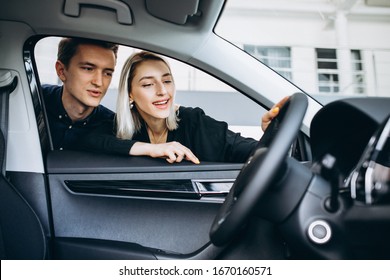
316 48 340 94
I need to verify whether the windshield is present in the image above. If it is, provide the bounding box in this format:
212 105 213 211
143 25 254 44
215 0 390 104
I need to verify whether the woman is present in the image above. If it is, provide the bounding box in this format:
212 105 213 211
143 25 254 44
82 51 287 164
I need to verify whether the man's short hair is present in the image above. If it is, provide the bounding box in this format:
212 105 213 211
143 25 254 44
57 37 119 67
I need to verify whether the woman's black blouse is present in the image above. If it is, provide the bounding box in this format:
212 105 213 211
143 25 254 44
81 106 258 163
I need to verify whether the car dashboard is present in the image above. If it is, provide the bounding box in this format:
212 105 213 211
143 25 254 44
281 97 390 259
310 97 390 178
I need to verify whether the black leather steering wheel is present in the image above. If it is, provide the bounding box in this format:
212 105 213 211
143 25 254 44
210 92 308 246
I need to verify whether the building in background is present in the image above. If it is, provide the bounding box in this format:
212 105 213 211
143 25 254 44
216 0 390 103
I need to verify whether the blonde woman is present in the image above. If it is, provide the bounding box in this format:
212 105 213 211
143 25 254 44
82 51 287 164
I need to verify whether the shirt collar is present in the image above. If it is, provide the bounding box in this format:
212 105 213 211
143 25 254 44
46 86 98 125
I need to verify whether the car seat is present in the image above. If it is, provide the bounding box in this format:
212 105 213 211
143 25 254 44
0 71 46 259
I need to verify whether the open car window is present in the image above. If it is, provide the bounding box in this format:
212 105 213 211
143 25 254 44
35 36 267 145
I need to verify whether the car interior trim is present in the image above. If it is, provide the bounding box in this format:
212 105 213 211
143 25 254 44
64 178 232 200
145 0 200 25
63 0 133 25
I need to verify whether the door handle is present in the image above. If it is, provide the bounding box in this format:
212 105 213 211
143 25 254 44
64 0 133 25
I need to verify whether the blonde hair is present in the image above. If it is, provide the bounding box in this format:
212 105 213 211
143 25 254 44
116 51 179 139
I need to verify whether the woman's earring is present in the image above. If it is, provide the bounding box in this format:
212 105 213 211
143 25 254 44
129 100 134 109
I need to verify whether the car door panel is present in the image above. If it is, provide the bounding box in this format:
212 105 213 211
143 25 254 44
46 151 242 257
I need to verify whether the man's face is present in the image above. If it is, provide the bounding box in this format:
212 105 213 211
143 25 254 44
56 44 116 109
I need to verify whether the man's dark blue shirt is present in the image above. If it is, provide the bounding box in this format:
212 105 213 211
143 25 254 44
42 84 114 150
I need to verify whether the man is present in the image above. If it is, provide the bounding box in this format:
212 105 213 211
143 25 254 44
42 37 119 150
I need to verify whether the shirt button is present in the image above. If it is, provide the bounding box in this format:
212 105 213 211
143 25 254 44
68 125 72 129
59 115 62 119
83 122 87 126
59 147 63 150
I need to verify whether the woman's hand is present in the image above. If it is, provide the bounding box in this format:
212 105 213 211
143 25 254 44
130 141 200 164
261 96 290 131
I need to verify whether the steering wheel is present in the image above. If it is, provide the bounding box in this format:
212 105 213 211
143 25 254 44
210 92 308 246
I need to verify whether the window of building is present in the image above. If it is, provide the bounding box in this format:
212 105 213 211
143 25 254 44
316 48 339 94
351 50 365 94
244 45 292 80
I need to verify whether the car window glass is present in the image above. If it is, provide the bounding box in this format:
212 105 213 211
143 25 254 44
215 0 390 105
35 37 266 140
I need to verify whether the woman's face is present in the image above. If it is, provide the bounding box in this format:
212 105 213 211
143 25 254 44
130 60 175 123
